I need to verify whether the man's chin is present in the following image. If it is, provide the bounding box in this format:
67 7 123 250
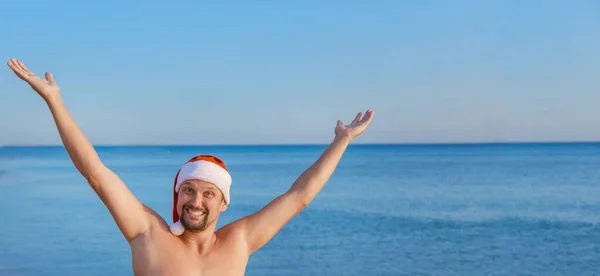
184 214 204 221
181 217 209 232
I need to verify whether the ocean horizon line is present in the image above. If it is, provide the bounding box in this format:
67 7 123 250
3 140 600 148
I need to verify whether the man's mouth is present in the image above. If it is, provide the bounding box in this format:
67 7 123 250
185 208 207 217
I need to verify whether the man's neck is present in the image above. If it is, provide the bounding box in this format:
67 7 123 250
178 226 219 255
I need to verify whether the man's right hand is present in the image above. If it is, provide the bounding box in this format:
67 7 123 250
7 58 60 101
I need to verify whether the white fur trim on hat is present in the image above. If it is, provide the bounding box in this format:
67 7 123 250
175 160 232 204
170 221 185 236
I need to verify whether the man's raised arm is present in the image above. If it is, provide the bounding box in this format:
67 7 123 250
7 58 151 242
231 110 374 254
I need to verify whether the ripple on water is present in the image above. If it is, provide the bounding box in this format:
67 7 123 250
248 208 600 276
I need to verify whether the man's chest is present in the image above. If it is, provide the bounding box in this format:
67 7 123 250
130 237 248 276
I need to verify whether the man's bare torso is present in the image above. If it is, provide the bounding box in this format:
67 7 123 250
129 209 249 276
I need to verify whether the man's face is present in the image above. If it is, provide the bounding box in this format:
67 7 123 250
176 179 227 232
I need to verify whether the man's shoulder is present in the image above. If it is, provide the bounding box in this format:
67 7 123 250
141 204 169 225
127 204 171 241
216 219 245 238
216 218 252 244
214 220 253 257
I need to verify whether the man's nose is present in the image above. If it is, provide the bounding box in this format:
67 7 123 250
191 193 204 206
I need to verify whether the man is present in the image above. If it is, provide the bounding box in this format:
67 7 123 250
7 58 374 275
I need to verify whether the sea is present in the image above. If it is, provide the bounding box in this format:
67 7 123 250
0 143 598 276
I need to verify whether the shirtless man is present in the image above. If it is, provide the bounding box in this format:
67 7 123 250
7 58 375 275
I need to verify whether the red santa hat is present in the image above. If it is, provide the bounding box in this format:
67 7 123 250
170 155 232 235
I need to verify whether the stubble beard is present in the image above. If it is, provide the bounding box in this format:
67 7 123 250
180 204 210 232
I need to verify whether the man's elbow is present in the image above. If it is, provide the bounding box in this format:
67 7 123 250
286 190 312 209
85 165 111 190
75 159 106 180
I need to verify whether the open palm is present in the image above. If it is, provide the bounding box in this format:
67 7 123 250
335 110 375 140
7 58 60 100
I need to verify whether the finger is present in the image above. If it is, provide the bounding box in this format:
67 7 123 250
16 60 32 75
7 59 22 72
10 59 29 76
360 110 374 124
337 120 344 127
7 59 27 79
45 72 54 82
352 112 362 124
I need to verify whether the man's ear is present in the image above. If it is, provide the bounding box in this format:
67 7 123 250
220 198 228 212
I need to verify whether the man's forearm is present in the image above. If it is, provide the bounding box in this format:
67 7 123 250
288 135 351 205
45 95 104 179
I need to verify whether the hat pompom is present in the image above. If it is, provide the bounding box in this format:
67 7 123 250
170 221 185 236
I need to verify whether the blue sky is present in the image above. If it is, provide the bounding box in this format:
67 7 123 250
1 1 600 145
